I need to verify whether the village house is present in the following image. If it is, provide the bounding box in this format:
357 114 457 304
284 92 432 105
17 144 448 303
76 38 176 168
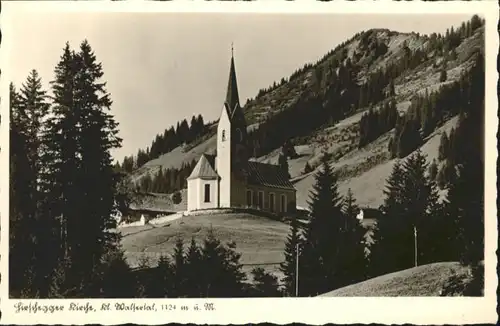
187 49 296 214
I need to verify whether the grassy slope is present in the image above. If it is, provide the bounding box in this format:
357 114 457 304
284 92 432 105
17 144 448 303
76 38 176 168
120 212 290 279
293 115 459 209
319 262 472 297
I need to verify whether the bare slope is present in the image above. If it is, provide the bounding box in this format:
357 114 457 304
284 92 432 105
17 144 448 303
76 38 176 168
293 116 459 209
120 212 290 279
319 262 472 297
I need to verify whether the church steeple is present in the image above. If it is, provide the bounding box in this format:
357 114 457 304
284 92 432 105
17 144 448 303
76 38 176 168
225 43 240 115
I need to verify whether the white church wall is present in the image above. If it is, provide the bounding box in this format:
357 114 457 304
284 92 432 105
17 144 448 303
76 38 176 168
217 105 232 208
187 179 199 211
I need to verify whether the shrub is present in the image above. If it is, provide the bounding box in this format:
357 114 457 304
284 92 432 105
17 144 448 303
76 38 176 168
172 191 182 204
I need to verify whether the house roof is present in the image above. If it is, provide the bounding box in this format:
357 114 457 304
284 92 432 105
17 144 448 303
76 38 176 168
187 154 219 180
246 161 296 191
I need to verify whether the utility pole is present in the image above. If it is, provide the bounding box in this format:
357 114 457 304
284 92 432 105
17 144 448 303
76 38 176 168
295 243 299 297
414 225 418 267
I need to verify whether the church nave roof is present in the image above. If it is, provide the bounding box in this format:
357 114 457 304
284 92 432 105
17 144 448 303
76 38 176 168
246 161 296 191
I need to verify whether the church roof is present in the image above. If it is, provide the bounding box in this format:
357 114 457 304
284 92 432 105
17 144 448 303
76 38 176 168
187 154 219 180
246 161 296 190
224 50 241 117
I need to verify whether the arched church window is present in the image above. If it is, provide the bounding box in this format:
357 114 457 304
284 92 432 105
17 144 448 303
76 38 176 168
222 130 226 141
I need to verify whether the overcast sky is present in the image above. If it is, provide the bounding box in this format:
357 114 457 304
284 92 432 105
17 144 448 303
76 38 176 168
8 12 472 162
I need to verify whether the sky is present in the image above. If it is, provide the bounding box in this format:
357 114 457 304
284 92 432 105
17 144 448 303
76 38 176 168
8 11 472 162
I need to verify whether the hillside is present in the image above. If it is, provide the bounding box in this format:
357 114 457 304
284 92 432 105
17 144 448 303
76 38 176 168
128 19 484 212
119 212 290 279
318 262 476 297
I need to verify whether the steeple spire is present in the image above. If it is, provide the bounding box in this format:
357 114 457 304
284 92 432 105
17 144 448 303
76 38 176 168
225 43 240 114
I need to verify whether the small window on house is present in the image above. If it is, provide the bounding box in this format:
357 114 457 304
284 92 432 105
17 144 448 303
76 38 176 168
246 189 253 207
222 130 226 141
258 191 264 209
204 184 211 203
281 194 287 213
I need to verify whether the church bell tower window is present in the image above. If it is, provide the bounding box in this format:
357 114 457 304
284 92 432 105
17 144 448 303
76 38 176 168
222 130 226 141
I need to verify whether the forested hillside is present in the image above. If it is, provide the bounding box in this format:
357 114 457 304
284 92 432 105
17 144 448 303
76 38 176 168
122 16 484 212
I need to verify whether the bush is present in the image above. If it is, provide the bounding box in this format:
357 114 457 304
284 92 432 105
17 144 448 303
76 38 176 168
172 191 182 204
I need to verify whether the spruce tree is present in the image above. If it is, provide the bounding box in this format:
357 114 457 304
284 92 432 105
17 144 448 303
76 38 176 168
171 237 186 297
401 150 440 266
303 161 313 174
18 69 50 172
446 123 484 266
250 267 281 297
339 188 367 285
440 66 448 82
156 255 175 297
280 216 302 296
278 153 291 179
10 72 55 297
9 121 38 297
369 160 407 277
428 159 438 181
184 238 203 297
71 40 123 295
438 132 449 161
300 153 344 296
97 247 137 298
41 42 81 296
371 151 442 276
199 230 246 297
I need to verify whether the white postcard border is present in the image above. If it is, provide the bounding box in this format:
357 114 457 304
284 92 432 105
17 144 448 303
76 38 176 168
0 1 498 325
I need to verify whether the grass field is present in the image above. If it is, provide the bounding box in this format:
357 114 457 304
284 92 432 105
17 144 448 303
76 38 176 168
120 212 290 280
319 262 473 297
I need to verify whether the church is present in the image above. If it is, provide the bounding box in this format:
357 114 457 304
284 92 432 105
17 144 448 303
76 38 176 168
187 50 297 214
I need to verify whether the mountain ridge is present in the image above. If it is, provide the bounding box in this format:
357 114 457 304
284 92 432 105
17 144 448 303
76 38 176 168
125 16 484 212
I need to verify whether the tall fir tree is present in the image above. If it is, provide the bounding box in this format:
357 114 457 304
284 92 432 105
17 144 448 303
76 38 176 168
184 238 203 297
9 117 38 297
10 72 55 297
40 42 81 297
278 153 291 179
17 69 51 172
280 216 302 296
70 40 123 295
300 153 344 296
250 267 281 297
445 108 484 266
171 237 186 297
370 151 442 277
199 229 246 297
338 188 368 285
438 132 449 161
369 160 407 277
